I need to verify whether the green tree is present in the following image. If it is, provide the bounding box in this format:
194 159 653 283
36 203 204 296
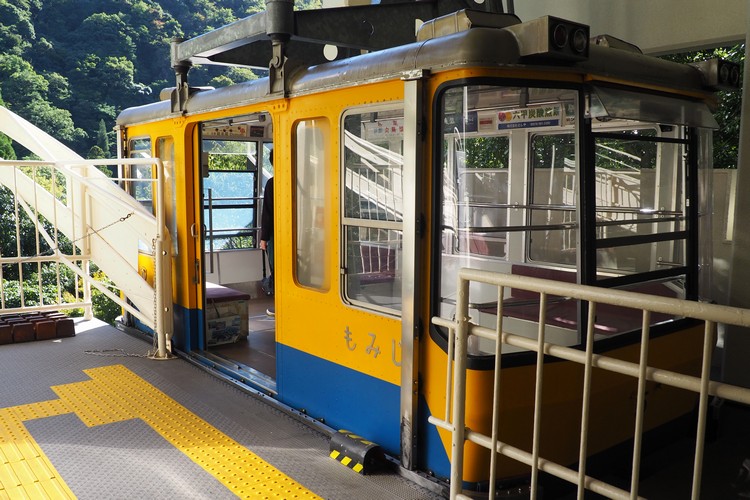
0 0 35 55
68 54 151 137
0 89 15 160
96 119 110 154
45 72 72 107
87 145 107 159
73 13 136 60
0 133 14 160
663 45 744 168
0 54 86 146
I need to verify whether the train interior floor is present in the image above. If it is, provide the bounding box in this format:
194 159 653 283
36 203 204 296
207 296 276 379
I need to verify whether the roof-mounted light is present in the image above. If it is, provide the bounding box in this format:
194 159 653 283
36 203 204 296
691 58 742 91
591 34 642 54
504 16 590 62
415 10 521 42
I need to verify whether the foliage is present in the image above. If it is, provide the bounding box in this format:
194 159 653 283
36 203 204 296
662 45 745 168
96 119 111 155
90 271 122 324
0 0 325 323
64 270 121 324
0 132 13 159
466 136 509 169
208 152 251 171
0 262 120 324
0 0 315 158
0 262 76 309
0 187 46 276
223 233 255 249
530 134 576 169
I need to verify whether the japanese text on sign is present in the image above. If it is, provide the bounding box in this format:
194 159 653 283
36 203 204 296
497 105 562 130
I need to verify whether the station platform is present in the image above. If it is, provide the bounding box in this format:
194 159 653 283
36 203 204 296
0 318 444 499
3 318 750 499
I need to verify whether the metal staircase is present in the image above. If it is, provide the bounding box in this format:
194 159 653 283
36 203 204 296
0 106 172 357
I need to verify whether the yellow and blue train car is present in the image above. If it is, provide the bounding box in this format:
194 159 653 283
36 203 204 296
115 0 737 490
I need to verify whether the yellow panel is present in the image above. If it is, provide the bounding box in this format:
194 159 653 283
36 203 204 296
39 478 73 499
0 462 20 488
24 458 54 482
8 461 34 488
269 82 405 386
0 406 74 499
21 480 49 499
0 444 21 465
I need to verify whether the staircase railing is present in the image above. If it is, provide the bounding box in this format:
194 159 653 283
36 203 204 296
0 106 172 358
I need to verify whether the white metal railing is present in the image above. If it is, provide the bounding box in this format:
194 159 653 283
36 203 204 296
0 158 173 357
0 105 172 357
430 268 750 500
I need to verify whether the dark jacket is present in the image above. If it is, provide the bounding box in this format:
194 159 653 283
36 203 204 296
261 177 274 242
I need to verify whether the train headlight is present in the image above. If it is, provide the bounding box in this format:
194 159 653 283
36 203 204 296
506 16 590 62
691 58 742 90
552 24 569 49
571 28 589 54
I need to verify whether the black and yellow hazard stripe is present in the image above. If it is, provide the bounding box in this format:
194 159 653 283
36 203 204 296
329 429 385 475
329 448 366 473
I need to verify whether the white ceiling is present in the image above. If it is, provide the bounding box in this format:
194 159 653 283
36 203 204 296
513 0 746 54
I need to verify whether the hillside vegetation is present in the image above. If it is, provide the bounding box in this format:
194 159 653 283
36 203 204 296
0 0 319 158
0 1 742 167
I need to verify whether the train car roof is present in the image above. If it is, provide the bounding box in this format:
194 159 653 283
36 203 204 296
116 11 713 127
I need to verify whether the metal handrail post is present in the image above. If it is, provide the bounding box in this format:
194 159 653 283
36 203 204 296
691 320 716 499
450 274 471 498
530 293 548 499
629 311 651 499
153 158 172 359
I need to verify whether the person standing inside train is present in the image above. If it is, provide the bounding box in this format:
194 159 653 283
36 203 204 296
260 149 274 316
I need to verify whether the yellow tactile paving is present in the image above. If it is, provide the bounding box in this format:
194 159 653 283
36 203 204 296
0 364 321 499
0 406 74 499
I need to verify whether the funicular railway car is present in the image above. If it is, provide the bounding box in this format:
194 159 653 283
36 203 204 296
115 0 739 493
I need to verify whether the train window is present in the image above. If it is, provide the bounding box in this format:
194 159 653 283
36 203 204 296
592 128 677 274
528 132 577 266
592 127 687 285
438 84 580 355
341 108 404 314
129 137 151 156
453 136 511 260
156 137 178 254
202 137 259 250
295 118 330 290
127 137 153 213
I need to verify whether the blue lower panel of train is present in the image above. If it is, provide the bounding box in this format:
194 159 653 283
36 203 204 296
276 343 452 478
277 344 401 453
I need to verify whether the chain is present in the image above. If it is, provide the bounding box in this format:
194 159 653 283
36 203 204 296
84 349 148 358
86 212 135 242
151 237 158 356
20 211 135 262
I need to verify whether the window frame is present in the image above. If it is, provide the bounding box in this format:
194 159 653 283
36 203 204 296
340 104 405 316
294 117 331 291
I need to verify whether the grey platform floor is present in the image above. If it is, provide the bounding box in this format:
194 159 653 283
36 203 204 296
0 318 444 500
3 318 750 499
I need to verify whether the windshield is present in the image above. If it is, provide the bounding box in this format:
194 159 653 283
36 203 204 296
435 83 709 356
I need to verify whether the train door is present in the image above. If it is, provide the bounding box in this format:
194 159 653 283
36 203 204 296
198 112 276 391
